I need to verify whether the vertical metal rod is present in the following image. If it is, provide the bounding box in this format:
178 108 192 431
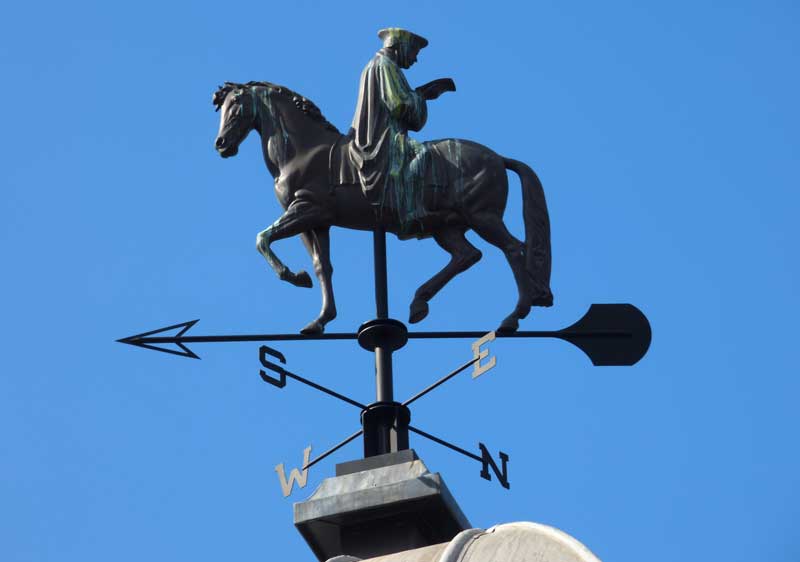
372 228 394 405
375 348 394 402
373 228 389 319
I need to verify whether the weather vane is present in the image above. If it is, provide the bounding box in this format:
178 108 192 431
119 27 651 498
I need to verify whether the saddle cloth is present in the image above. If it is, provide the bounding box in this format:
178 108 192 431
329 134 455 189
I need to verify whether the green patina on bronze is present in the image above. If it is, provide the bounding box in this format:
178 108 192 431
347 28 447 235
256 87 292 169
373 54 429 230
378 27 427 61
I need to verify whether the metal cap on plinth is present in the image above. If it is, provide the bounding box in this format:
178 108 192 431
294 450 470 561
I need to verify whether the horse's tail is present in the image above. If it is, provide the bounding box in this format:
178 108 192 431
503 157 553 307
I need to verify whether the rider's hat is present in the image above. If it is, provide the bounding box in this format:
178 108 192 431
378 28 429 51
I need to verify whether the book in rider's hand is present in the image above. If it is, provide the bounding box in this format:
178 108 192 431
416 78 456 101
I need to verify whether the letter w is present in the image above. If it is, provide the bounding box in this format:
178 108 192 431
275 446 312 497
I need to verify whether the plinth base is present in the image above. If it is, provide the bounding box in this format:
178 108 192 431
294 450 470 561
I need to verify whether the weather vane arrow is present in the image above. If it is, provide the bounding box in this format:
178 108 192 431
117 303 651 366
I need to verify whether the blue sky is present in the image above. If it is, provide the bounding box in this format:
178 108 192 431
2 1 798 560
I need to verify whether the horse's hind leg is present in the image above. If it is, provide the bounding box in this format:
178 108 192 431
469 213 532 332
409 227 482 324
298 227 337 335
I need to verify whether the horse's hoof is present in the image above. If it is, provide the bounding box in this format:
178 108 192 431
530 291 554 307
293 270 313 288
300 320 324 335
409 300 429 324
497 316 519 333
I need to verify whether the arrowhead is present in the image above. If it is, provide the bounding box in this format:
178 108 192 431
558 304 651 366
117 319 201 359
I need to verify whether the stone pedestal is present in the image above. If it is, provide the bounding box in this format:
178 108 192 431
294 450 470 561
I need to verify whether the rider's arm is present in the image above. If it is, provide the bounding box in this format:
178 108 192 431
379 59 427 132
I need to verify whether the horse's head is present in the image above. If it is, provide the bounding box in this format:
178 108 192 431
213 83 257 158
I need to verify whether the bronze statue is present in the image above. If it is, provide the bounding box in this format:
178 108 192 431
213 29 552 335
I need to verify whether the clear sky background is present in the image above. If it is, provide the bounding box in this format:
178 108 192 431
2 1 798 561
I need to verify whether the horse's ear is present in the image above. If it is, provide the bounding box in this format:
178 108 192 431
212 86 228 111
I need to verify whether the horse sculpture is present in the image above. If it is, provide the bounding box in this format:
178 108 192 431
213 81 552 334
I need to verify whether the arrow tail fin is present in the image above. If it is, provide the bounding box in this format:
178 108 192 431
558 304 651 366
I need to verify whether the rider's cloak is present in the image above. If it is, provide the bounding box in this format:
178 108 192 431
347 49 428 207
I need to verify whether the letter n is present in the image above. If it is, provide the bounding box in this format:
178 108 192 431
275 446 312 497
479 442 510 490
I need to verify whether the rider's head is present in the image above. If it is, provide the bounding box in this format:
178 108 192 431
378 28 428 69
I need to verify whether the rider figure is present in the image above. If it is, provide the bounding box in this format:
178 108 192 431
348 28 455 225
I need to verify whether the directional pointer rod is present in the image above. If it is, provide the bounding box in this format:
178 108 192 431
302 429 364 471
408 425 511 489
403 356 480 407
117 304 650 366
258 346 367 410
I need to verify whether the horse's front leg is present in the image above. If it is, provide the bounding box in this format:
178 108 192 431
298 227 337 335
255 201 321 288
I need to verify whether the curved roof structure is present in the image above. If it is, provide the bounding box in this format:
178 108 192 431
350 522 601 562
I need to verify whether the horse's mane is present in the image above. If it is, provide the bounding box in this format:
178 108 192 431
213 81 340 134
